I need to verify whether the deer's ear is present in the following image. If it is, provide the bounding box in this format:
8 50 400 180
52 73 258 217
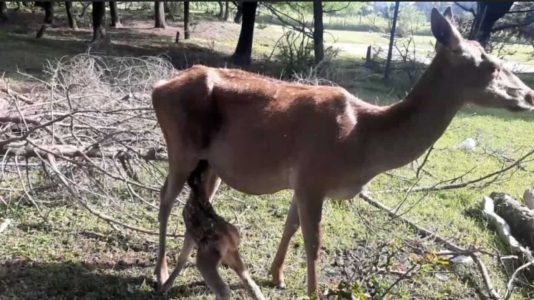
443 7 455 24
431 8 461 50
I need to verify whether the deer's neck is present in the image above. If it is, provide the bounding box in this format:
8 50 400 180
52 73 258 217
361 59 463 174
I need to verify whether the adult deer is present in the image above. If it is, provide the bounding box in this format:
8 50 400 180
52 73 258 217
153 8 534 298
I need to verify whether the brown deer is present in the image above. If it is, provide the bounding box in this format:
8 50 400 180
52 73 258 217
159 160 265 299
152 8 534 298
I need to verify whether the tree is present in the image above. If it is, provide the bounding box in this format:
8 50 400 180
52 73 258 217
454 2 523 48
92 1 106 41
35 1 54 38
65 2 78 30
109 1 121 28
217 0 224 19
224 1 229 21
0 1 8 22
155 1 166 28
384 1 400 81
184 1 190 39
234 1 243 23
313 0 324 64
230 2 257 65
469 2 514 47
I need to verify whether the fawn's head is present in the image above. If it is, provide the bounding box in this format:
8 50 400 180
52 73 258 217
431 8 534 111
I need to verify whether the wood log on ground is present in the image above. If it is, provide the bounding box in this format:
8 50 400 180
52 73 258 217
483 194 534 286
490 192 534 251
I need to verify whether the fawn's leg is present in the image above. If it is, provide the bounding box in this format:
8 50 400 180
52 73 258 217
225 249 266 300
270 196 299 288
197 246 230 300
160 232 195 294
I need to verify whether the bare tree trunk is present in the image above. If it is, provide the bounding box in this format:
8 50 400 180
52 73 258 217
217 0 224 19
230 1 257 65
224 1 229 21
65 1 78 30
184 1 190 39
92 1 106 41
36 1 54 38
384 1 400 81
0 1 7 22
154 1 166 28
109 1 121 27
164 0 170 14
79 2 90 18
313 0 324 64
42 2 54 24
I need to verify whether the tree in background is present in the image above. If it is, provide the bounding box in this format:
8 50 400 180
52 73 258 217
469 2 514 47
224 1 229 21
109 1 121 28
155 1 166 28
184 1 190 39
230 1 257 65
313 0 324 64
65 2 78 30
234 1 243 24
453 2 534 49
35 1 53 38
384 1 400 81
0 1 6 22
397 3 427 36
92 1 106 41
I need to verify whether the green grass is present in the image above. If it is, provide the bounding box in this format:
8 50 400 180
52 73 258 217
1 11 534 300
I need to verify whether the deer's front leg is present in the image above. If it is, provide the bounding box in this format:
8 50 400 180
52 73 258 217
296 189 324 297
270 196 299 288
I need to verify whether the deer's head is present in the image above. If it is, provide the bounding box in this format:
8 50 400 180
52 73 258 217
431 8 534 111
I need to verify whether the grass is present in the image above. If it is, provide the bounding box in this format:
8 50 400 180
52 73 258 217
1 9 534 300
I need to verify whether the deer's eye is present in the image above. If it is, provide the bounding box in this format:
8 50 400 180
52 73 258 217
481 61 498 74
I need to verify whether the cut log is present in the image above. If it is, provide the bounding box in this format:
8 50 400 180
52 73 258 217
483 194 534 284
490 192 534 251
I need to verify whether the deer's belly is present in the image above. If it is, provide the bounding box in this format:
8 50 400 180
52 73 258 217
326 185 364 200
208 154 294 196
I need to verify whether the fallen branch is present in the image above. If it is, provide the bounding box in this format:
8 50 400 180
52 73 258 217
1 54 179 240
2 143 167 161
410 149 534 193
44 153 181 238
359 193 500 300
360 193 463 252
1 87 35 104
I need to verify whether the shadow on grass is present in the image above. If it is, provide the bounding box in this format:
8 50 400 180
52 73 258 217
0 260 160 299
0 259 269 299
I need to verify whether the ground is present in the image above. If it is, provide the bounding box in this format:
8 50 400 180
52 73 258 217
1 8 534 300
